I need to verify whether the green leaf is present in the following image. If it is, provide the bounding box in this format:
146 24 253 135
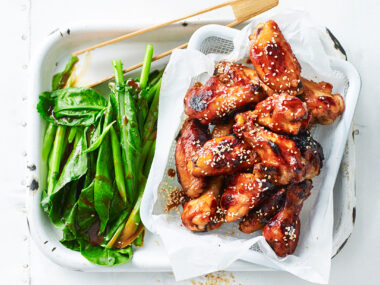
42 182 77 231
84 121 115 153
108 181 129 224
94 134 115 234
52 129 88 194
93 100 115 234
52 56 78 91
61 239 80 251
60 182 79 240
83 124 102 188
41 129 88 223
104 209 129 245
76 181 97 234
37 87 107 126
79 241 133 266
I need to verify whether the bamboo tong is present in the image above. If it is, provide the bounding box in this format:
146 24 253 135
73 0 278 88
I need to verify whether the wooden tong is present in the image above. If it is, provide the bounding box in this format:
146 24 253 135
73 0 278 87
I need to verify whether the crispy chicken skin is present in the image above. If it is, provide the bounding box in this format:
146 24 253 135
239 93 310 135
249 20 302 95
181 177 224 232
233 120 305 185
189 135 258 177
184 62 269 124
239 188 286 234
220 173 274 223
288 131 324 180
263 180 312 257
300 77 345 125
175 119 209 198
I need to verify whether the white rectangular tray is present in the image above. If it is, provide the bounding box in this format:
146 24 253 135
27 21 357 272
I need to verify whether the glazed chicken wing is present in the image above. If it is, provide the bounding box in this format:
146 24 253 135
189 135 258 177
249 20 302 95
238 93 310 135
175 119 209 198
263 180 312 257
233 120 305 185
239 188 286 234
288 131 324 179
220 173 274 223
181 176 224 232
184 61 269 124
300 77 345 125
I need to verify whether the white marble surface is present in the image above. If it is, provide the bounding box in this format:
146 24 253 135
2 0 379 284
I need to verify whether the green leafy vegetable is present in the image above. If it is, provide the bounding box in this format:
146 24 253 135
41 124 57 162
38 46 163 267
110 126 127 204
84 121 115 153
37 87 107 126
79 241 133 266
94 102 115 233
76 181 97 234
52 56 78 90
112 60 142 203
67 127 77 143
42 128 87 214
139 44 154 89
46 125 67 195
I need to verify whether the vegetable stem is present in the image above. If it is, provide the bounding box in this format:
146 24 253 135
113 180 146 248
110 126 127 204
112 60 142 204
143 79 161 143
143 140 156 178
139 44 154 89
42 123 57 162
68 127 76 143
47 125 67 195
145 71 163 104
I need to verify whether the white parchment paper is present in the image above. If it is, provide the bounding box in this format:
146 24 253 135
141 10 355 284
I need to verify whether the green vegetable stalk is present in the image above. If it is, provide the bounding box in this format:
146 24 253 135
41 124 57 162
139 44 154 90
143 140 156 178
110 126 127 204
68 127 77 144
112 181 145 249
143 79 161 143
112 60 142 204
94 102 115 233
136 44 154 134
41 56 78 163
47 125 66 195
140 79 161 167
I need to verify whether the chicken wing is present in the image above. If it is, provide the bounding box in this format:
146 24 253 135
181 176 224 232
189 135 258 177
249 20 302 95
239 188 286 234
184 61 269 124
233 120 305 185
175 119 209 198
288 131 324 179
263 180 312 257
220 173 274 223
300 77 345 125
238 93 310 135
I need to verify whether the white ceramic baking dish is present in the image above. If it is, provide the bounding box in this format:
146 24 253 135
27 21 359 272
